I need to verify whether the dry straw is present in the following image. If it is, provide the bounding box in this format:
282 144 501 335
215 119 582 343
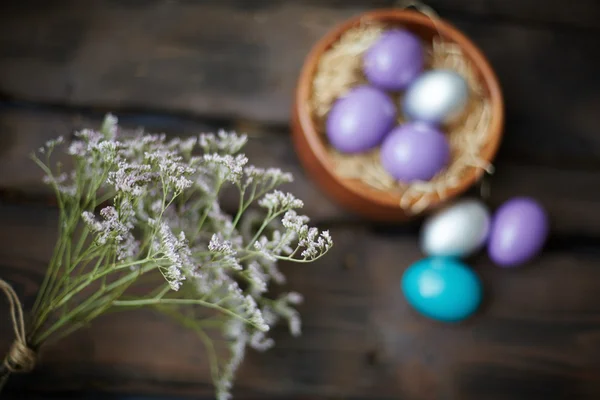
309 22 493 214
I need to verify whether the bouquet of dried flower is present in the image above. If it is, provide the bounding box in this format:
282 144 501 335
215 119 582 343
0 115 332 399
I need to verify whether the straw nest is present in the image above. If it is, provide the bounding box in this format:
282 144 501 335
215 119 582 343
309 22 493 214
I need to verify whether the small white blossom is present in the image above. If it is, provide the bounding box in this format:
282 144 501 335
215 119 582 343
281 210 310 234
100 113 118 140
68 140 86 156
107 161 154 196
288 312 302 337
243 295 269 332
265 262 286 284
243 166 293 188
253 239 276 262
45 136 64 148
203 153 248 183
208 234 235 255
246 261 267 294
258 190 303 212
179 136 198 153
199 130 247 154
155 222 193 290
249 330 274 351
286 292 304 305
145 150 195 192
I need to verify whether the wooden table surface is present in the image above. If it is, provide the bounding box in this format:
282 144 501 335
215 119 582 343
1 1 600 399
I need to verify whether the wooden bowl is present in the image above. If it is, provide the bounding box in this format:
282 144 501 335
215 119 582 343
291 9 504 222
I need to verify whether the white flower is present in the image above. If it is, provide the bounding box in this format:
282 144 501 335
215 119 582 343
144 150 195 192
243 166 293 188
199 130 248 154
208 234 235 255
107 161 154 196
246 261 267 294
155 222 194 290
281 210 310 234
249 331 274 351
179 136 198 153
203 153 248 184
258 190 303 212
81 206 138 260
100 113 118 140
288 312 302 337
243 295 269 332
286 292 303 305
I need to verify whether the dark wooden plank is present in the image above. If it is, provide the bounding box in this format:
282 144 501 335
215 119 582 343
297 0 600 29
1 202 599 398
3 0 599 30
364 231 600 400
0 1 599 163
1 107 600 238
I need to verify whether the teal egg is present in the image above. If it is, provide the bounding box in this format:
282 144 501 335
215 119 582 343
401 257 482 322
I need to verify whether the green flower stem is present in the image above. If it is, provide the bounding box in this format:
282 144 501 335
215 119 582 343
70 227 90 272
45 217 79 313
245 211 280 250
34 262 155 345
231 183 257 230
195 180 224 235
32 219 71 321
113 297 258 329
31 230 66 317
53 257 158 310
242 250 329 263
29 257 158 341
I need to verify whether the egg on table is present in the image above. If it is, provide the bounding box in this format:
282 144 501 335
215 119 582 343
363 29 424 91
420 198 491 258
402 69 470 125
401 257 482 322
488 197 549 267
379 121 450 183
326 85 396 153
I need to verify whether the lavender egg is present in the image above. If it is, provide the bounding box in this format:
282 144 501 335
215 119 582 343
488 197 549 267
326 85 396 154
363 29 424 91
380 122 450 183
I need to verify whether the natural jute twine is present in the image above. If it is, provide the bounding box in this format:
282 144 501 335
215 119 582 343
0 279 36 373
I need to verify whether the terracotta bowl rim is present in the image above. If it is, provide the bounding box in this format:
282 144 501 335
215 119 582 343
294 8 505 212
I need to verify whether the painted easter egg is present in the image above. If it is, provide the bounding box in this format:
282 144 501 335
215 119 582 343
401 257 482 322
488 197 549 267
403 69 469 125
379 122 450 183
420 198 491 258
363 29 424 91
326 85 396 153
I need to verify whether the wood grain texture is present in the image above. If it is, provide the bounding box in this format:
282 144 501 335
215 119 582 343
295 0 600 29
0 1 599 398
0 0 599 154
1 203 599 399
2 107 600 238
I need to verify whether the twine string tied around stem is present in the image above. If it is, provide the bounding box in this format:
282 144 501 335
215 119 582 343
0 279 36 373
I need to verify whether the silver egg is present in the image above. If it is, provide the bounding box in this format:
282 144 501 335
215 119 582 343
402 69 469 125
420 198 491 258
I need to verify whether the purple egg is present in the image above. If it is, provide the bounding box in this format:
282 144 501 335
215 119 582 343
326 85 396 153
363 29 424 91
488 197 549 267
380 122 450 182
